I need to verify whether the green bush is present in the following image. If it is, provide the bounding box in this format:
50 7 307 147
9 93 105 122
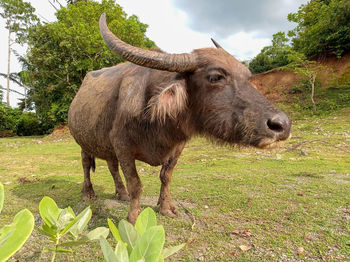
331 69 350 86
289 85 303 94
100 207 185 262
0 105 21 137
288 0 350 57
38 196 109 261
283 83 350 118
295 77 322 92
249 32 290 74
16 112 43 136
0 105 44 136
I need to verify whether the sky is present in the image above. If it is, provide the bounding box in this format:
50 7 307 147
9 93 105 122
0 0 308 106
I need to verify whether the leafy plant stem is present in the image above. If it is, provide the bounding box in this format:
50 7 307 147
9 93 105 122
51 235 59 262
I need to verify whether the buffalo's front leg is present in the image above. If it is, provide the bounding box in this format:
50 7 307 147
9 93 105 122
81 149 96 199
118 157 142 224
158 143 185 217
107 159 130 201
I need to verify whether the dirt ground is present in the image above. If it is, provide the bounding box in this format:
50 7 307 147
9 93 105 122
49 123 71 137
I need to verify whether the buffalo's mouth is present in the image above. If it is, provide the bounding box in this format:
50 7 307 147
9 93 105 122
252 112 292 149
208 121 292 149
255 133 292 149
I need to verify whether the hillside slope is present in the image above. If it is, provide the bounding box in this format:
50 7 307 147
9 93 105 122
251 52 350 103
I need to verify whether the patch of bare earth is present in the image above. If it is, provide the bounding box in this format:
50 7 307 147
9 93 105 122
251 51 350 103
48 123 71 138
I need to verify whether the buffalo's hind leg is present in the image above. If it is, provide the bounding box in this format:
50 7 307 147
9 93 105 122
81 149 96 200
158 143 185 218
107 159 130 201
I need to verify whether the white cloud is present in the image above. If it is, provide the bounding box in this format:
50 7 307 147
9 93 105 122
173 0 307 38
221 32 271 61
116 0 213 53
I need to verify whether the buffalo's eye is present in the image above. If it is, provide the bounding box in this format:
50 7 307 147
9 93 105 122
208 74 225 83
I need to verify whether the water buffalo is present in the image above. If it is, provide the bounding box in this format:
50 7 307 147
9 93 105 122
68 13 291 224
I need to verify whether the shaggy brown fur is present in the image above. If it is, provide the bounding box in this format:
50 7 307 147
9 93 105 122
147 79 187 123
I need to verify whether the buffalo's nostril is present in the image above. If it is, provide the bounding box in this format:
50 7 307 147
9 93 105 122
266 112 291 141
267 118 284 133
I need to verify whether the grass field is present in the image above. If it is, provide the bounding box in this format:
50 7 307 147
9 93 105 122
0 108 349 261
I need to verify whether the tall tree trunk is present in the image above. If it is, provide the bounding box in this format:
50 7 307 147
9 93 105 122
24 85 27 110
310 74 317 113
6 28 11 107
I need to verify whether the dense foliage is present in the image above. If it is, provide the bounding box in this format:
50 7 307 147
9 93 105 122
0 0 38 43
22 0 155 128
249 32 290 74
249 0 350 74
0 105 43 137
288 0 350 57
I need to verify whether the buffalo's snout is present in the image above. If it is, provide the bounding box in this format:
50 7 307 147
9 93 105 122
266 112 291 141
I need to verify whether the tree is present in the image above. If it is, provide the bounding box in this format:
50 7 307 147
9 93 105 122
248 52 272 74
22 0 155 129
249 32 290 74
0 0 38 107
0 72 27 109
0 87 3 103
288 0 350 57
281 51 327 113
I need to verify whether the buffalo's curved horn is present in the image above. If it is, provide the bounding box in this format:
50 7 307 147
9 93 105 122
211 38 223 49
99 13 197 72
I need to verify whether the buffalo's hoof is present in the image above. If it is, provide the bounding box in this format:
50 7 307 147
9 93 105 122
127 208 141 225
117 192 130 201
82 186 96 200
160 203 179 218
82 192 97 200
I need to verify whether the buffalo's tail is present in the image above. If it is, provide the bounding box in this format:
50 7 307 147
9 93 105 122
91 157 96 172
81 149 96 173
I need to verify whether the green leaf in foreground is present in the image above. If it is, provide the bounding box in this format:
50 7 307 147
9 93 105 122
115 241 129 262
118 220 139 250
42 247 73 253
135 207 157 236
57 208 75 231
129 225 165 262
108 218 122 242
57 227 109 248
0 209 34 262
84 227 109 241
100 237 118 262
39 196 61 228
162 243 186 259
40 223 57 241
67 206 92 238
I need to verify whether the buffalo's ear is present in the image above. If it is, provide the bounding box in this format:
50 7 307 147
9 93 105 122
147 79 187 123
